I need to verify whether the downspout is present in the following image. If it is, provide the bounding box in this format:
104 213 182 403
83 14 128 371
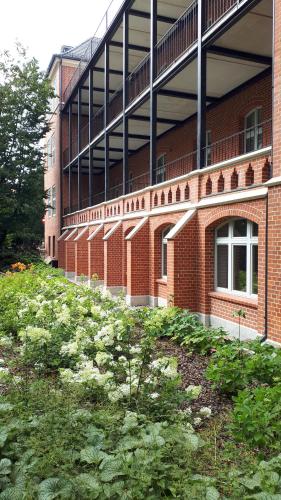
260 194 268 343
260 0 274 343
59 55 63 238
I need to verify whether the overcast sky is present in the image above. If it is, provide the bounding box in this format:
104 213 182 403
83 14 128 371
0 0 114 71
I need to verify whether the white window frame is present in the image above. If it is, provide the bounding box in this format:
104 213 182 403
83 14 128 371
156 154 166 184
51 185 56 217
215 219 258 298
47 188 52 218
161 225 173 279
244 107 263 154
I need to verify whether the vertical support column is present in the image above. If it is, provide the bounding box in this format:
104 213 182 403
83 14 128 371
197 0 207 170
104 43 110 201
77 87 82 210
68 103 72 213
150 0 157 186
123 10 129 195
89 68 94 206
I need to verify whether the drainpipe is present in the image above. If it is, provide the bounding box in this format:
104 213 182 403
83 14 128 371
261 0 275 343
59 55 63 237
260 194 268 343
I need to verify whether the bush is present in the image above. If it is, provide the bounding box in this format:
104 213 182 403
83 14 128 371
230 384 281 449
142 307 227 354
206 340 281 394
205 342 252 394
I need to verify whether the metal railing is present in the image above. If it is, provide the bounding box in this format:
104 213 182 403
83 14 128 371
63 0 246 164
63 119 272 216
202 119 272 165
156 0 198 78
63 0 124 103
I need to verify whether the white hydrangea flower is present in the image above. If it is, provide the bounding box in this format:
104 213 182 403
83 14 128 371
193 417 202 426
185 385 202 400
95 351 113 367
19 327 52 346
150 392 160 399
56 304 71 325
129 345 142 355
60 341 80 356
199 407 212 418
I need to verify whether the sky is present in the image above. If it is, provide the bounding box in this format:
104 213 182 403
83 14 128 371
0 0 114 71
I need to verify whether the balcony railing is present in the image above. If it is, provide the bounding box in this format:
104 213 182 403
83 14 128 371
63 0 243 145
202 119 272 166
63 0 124 103
63 119 272 215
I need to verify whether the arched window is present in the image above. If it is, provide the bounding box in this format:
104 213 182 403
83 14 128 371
161 226 173 278
244 108 263 153
215 219 258 296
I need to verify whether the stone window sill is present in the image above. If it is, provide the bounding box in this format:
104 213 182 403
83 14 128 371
156 278 167 285
209 291 258 309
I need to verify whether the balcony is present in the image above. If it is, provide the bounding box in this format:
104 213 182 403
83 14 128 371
63 119 272 218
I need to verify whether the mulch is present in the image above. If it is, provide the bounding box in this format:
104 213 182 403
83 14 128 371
157 338 232 415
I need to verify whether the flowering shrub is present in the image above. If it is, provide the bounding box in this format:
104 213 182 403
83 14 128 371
0 266 223 498
142 307 227 354
10 262 27 272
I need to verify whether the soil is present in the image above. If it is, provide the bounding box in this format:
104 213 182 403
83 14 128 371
157 338 232 415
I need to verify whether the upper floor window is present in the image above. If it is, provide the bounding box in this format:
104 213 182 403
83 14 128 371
161 225 173 278
156 154 166 184
52 186 56 216
46 186 56 217
215 219 258 297
47 134 55 168
244 108 263 154
50 75 58 112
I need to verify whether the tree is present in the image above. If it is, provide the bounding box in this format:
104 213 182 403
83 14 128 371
0 45 54 267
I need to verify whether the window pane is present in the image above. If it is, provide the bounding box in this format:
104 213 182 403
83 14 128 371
233 219 247 237
233 245 247 292
217 245 228 288
162 242 167 277
246 111 255 129
252 245 258 294
252 223 258 237
217 223 228 238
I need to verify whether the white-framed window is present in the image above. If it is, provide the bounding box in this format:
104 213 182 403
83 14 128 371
244 108 263 153
47 188 52 218
51 186 56 216
215 219 258 297
156 154 166 184
161 225 173 278
47 134 55 168
50 75 58 112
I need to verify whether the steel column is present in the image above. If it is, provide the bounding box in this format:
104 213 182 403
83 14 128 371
77 88 82 209
68 103 72 213
150 0 157 185
123 9 129 194
197 0 207 169
104 43 110 200
89 68 94 205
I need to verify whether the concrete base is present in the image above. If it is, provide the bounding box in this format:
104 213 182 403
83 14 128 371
64 271 75 280
126 295 150 306
106 286 126 296
196 312 259 341
75 275 89 284
88 279 104 289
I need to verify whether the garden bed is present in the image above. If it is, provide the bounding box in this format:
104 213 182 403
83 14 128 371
0 265 281 499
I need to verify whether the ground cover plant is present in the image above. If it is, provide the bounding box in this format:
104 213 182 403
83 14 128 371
0 264 281 498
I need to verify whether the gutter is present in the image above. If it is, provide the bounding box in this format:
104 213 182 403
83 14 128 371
261 193 269 343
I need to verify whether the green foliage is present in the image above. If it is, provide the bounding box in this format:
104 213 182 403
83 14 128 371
0 265 218 498
230 384 281 449
206 342 252 394
0 45 54 266
206 340 281 394
142 307 227 354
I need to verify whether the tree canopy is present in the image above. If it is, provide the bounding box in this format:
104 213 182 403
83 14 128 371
0 46 54 267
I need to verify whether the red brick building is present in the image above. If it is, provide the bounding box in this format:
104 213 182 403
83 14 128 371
45 0 281 343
